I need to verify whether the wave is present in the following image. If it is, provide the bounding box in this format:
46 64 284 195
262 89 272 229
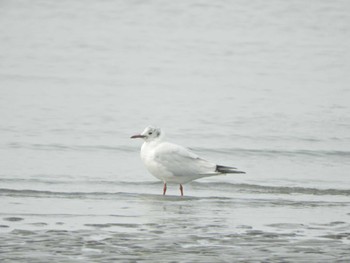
0 188 124 199
6 142 137 153
196 182 350 196
1 181 349 198
6 142 350 158
194 147 350 158
0 188 228 203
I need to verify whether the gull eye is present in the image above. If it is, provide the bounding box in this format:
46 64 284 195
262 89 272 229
148 132 153 135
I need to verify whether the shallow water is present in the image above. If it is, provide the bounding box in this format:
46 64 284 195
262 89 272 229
1 185 350 262
1 184 350 262
1 0 350 262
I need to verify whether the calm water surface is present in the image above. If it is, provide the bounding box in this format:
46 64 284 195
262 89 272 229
1 0 350 262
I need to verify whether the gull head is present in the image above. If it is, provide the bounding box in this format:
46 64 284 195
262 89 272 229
130 126 163 142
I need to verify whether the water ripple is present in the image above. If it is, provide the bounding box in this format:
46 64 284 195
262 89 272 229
5 142 350 159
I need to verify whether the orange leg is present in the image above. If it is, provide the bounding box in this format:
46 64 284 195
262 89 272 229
179 184 184 196
163 183 167 195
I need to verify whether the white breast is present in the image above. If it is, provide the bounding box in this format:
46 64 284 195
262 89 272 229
140 141 173 182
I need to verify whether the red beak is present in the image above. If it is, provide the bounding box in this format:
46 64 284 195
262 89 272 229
130 134 146 139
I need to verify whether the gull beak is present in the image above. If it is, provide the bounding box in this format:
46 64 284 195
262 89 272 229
130 134 146 139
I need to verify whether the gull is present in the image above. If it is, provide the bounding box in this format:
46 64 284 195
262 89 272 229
131 126 245 196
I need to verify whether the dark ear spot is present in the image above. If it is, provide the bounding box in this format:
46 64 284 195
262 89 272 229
156 131 160 137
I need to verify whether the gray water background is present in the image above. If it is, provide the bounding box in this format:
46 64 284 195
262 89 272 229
1 0 350 262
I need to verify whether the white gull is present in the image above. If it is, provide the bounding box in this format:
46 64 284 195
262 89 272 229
131 126 245 196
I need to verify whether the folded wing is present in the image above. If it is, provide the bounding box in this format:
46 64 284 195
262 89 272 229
153 142 217 179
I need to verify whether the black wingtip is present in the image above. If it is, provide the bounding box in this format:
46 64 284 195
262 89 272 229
216 165 245 174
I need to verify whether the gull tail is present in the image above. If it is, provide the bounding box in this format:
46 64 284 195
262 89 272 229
216 165 245 174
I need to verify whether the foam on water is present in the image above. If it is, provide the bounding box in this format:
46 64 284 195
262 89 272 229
1 190 350 262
